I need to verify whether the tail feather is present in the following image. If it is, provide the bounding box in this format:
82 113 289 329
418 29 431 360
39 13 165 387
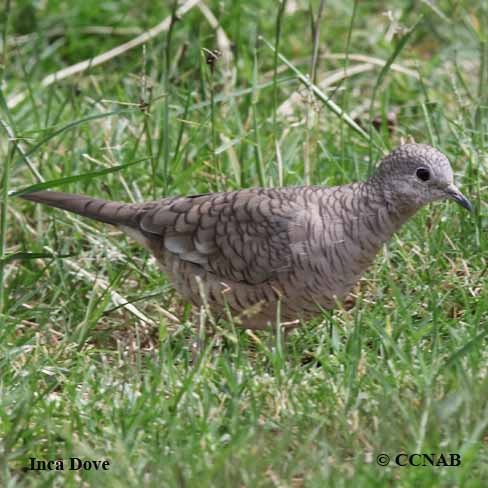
21 191 139 227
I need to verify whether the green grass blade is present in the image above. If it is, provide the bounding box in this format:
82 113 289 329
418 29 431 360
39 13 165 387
0 251 73 265
9 158 147 197
260 35 373 145
435 327 488 378
367 18 421 166
23 109 135 158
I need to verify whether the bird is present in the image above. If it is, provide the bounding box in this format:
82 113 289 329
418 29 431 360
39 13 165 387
21 144 472 330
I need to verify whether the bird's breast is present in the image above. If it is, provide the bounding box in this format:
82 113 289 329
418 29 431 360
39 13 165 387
291 202 402 302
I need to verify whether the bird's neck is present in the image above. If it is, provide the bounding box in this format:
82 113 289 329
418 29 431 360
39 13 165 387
354 178 419 244
310 180 420 302
363 175 420 226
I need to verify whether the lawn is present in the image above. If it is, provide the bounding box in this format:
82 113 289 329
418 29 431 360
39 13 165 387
1 0 487 486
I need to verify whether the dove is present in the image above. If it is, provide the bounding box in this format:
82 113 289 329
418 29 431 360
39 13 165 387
22 144 472 329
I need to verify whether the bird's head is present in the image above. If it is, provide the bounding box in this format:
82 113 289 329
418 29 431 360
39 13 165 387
374 143 473 212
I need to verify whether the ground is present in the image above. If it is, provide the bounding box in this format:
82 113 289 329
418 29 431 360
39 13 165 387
1 1 487 486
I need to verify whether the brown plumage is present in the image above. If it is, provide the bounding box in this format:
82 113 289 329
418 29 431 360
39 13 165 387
22 144 472 329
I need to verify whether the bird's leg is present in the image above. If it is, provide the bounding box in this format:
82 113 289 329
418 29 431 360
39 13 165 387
267 320 296 357
275 321 286 356
190 306 207 364
190 276 220 364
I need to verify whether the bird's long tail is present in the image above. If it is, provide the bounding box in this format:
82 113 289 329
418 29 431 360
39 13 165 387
21 191 140 227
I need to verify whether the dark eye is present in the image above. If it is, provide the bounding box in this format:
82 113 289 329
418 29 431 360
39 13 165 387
416 167 430 182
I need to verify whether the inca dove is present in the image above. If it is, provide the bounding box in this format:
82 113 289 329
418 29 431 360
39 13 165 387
22 144 472 329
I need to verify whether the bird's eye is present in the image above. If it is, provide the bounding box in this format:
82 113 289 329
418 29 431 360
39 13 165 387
415 167 430 182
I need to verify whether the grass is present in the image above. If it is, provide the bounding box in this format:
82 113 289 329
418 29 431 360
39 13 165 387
1 0 487 486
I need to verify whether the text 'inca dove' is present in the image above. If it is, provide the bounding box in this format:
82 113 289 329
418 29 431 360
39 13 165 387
21 144 472 329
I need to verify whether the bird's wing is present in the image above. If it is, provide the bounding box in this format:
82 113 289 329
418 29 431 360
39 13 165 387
21 188 316 285
138 189 308 285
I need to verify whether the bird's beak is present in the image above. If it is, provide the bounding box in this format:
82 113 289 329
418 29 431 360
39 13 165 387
445 184 473 212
